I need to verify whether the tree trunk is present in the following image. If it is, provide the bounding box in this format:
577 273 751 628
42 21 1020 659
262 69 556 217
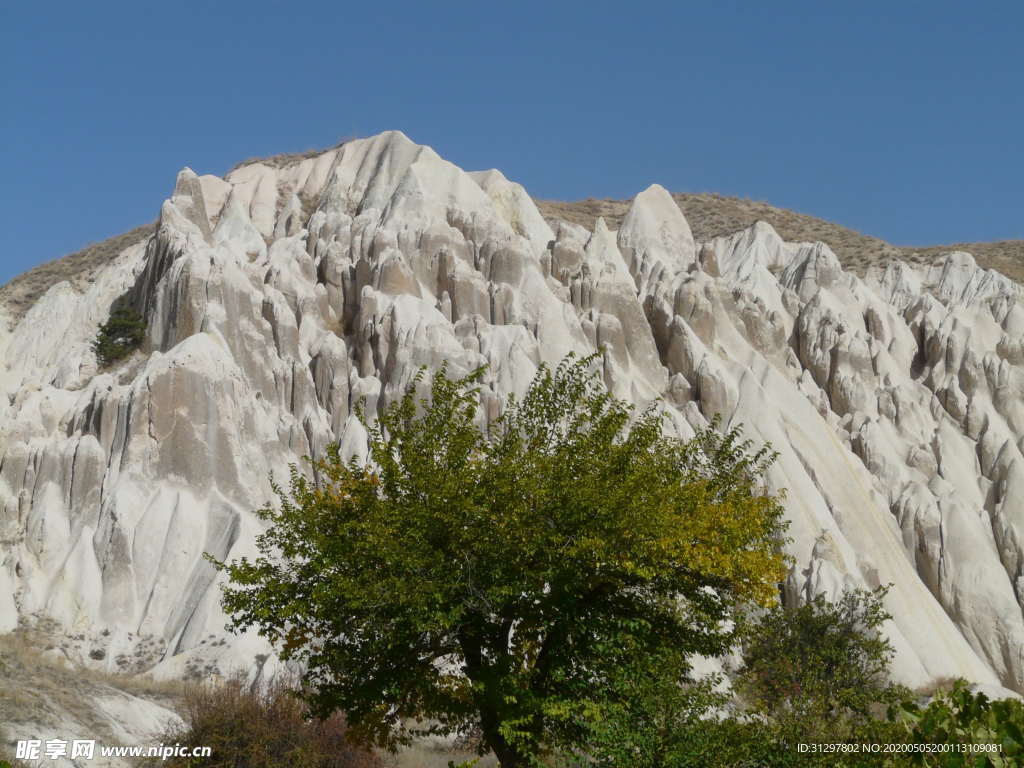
459 623 530 767
481 720 527 768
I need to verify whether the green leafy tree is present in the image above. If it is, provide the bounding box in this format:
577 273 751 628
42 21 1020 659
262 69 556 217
213 355 789 768
736 587 909 748
92 306 146 366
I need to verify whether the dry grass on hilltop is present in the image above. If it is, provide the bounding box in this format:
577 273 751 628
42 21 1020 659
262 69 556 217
537 193 1024 283
0 223 154 326
227 138 352 174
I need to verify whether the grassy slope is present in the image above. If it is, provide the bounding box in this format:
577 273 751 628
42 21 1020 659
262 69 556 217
0 627 494 768
0 627 186 762
0 223 154 325
537 193 1024 282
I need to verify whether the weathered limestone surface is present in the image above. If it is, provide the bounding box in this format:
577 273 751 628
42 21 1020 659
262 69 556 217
2 131 1023 699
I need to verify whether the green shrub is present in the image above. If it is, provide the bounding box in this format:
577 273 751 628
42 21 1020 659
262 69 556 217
890 680 1024 766
92 306 146 367
735 587 909 747
556 647 730 768
559 589 913 768
563 695 893 768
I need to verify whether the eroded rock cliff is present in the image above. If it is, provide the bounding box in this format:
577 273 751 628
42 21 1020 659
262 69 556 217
2 131 1023 699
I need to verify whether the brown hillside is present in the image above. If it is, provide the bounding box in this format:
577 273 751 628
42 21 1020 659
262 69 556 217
0 223 154 324
537 193 1024 283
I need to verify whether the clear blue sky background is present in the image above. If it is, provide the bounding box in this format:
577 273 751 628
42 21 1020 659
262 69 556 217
2 1 1022 284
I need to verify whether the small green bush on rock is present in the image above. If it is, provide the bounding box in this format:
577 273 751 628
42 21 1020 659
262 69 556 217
92 306 146 367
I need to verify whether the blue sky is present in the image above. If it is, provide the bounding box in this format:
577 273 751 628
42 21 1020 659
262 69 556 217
2 1 1022 284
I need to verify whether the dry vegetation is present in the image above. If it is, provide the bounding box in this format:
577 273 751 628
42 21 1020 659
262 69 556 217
537 193 1024 283
152 670 496 768
152 671 381 768
0 625 187 759
229 147 328 173
907 239 1024 285
0 223 153 326
228 138 351 174
0 626 491 768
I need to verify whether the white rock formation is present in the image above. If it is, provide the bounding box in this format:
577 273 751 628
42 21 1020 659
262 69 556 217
2 131 1024 699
